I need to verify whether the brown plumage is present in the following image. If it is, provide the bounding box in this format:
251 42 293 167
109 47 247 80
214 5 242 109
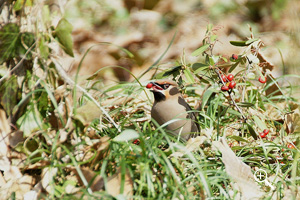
146 79 200 141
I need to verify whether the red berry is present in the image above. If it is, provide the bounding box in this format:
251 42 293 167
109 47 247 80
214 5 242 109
228 81 236 89
146 83 153 89
221 85 229 91
227 74 234 81
259 132 267 138
263 129 269 135
259 76 267 83
287 143 295 149
232 54 238 60
133 139 140 144
221 74 227 82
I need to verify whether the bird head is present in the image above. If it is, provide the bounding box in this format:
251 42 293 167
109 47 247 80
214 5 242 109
146 79 180 102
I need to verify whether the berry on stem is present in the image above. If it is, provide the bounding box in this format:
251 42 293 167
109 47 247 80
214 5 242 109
259 76 267 83
232 54 238 60
221 85 229 91
263 129 269 135
227 74 234 81
259 132 267 138
221 74 227 82
228 81 236 89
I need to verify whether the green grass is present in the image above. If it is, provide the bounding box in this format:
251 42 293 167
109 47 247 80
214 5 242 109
0 2 300 199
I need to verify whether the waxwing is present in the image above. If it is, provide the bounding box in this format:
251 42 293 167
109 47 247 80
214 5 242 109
146 79 200 141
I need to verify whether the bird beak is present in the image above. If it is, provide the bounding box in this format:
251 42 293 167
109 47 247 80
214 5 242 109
146 82 164 92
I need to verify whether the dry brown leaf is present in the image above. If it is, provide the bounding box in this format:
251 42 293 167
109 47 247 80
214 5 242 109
24 181 42 200
106 168 133 197
8 130 24 148
171 135 207 158
0 156 10 171
0 109 10 133
255 50 275 72
284 109 300 134
73 167 104 192
0 109 10 158
4 166 22 181
0 166 35 200
213 137 264 200
23 160 51 171
264 104 284 122
72 166 133 197
41 167 58 194
73 100 102 126
90 136 110 167
265 74 283 98
78 136 110 166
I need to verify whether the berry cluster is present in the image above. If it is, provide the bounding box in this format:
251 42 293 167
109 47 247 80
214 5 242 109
259 129 269 138
221 74 236 91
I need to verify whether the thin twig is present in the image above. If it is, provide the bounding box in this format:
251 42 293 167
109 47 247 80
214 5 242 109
51 57 121 132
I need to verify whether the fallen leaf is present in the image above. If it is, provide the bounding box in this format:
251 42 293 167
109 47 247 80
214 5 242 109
4 166 22 181
72 166 133 197
9 130 24 148
265 74 283 98
113 129 139 142
1 166 35 200
73 101 102 126
41 167 58 194
213 137 264 200
171 135 207 158
284 110 300 134
106 168 133 197
0 109 10 157
73 167 104 192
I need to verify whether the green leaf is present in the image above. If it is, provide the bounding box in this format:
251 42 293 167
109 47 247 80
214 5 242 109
230 41 248 47
192 63 209 74
236 102 255 107
210 34 218 42
113 129 139 142
0 23 20 63
14 0 33 11
247 123 258 140
17 108 44 137
161 65 181 78
191 44 209 57
19 32 35 59
42 5 51 24
245 38 259 45
183 68 194 84
0 23 35 63
54 18 74 57
253 115 267 131
207 23 213 31
201 87 216 109
228 61 239 73
228 135 249 143
39 35 49 59
0 75 19 115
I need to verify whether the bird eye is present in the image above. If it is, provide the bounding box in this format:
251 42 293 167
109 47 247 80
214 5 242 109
163 84 170 89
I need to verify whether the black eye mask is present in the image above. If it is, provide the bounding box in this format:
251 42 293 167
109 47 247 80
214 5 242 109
154 83 170 90
162 84 170 90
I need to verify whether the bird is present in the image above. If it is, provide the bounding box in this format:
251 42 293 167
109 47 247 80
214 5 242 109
146 79 200 141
